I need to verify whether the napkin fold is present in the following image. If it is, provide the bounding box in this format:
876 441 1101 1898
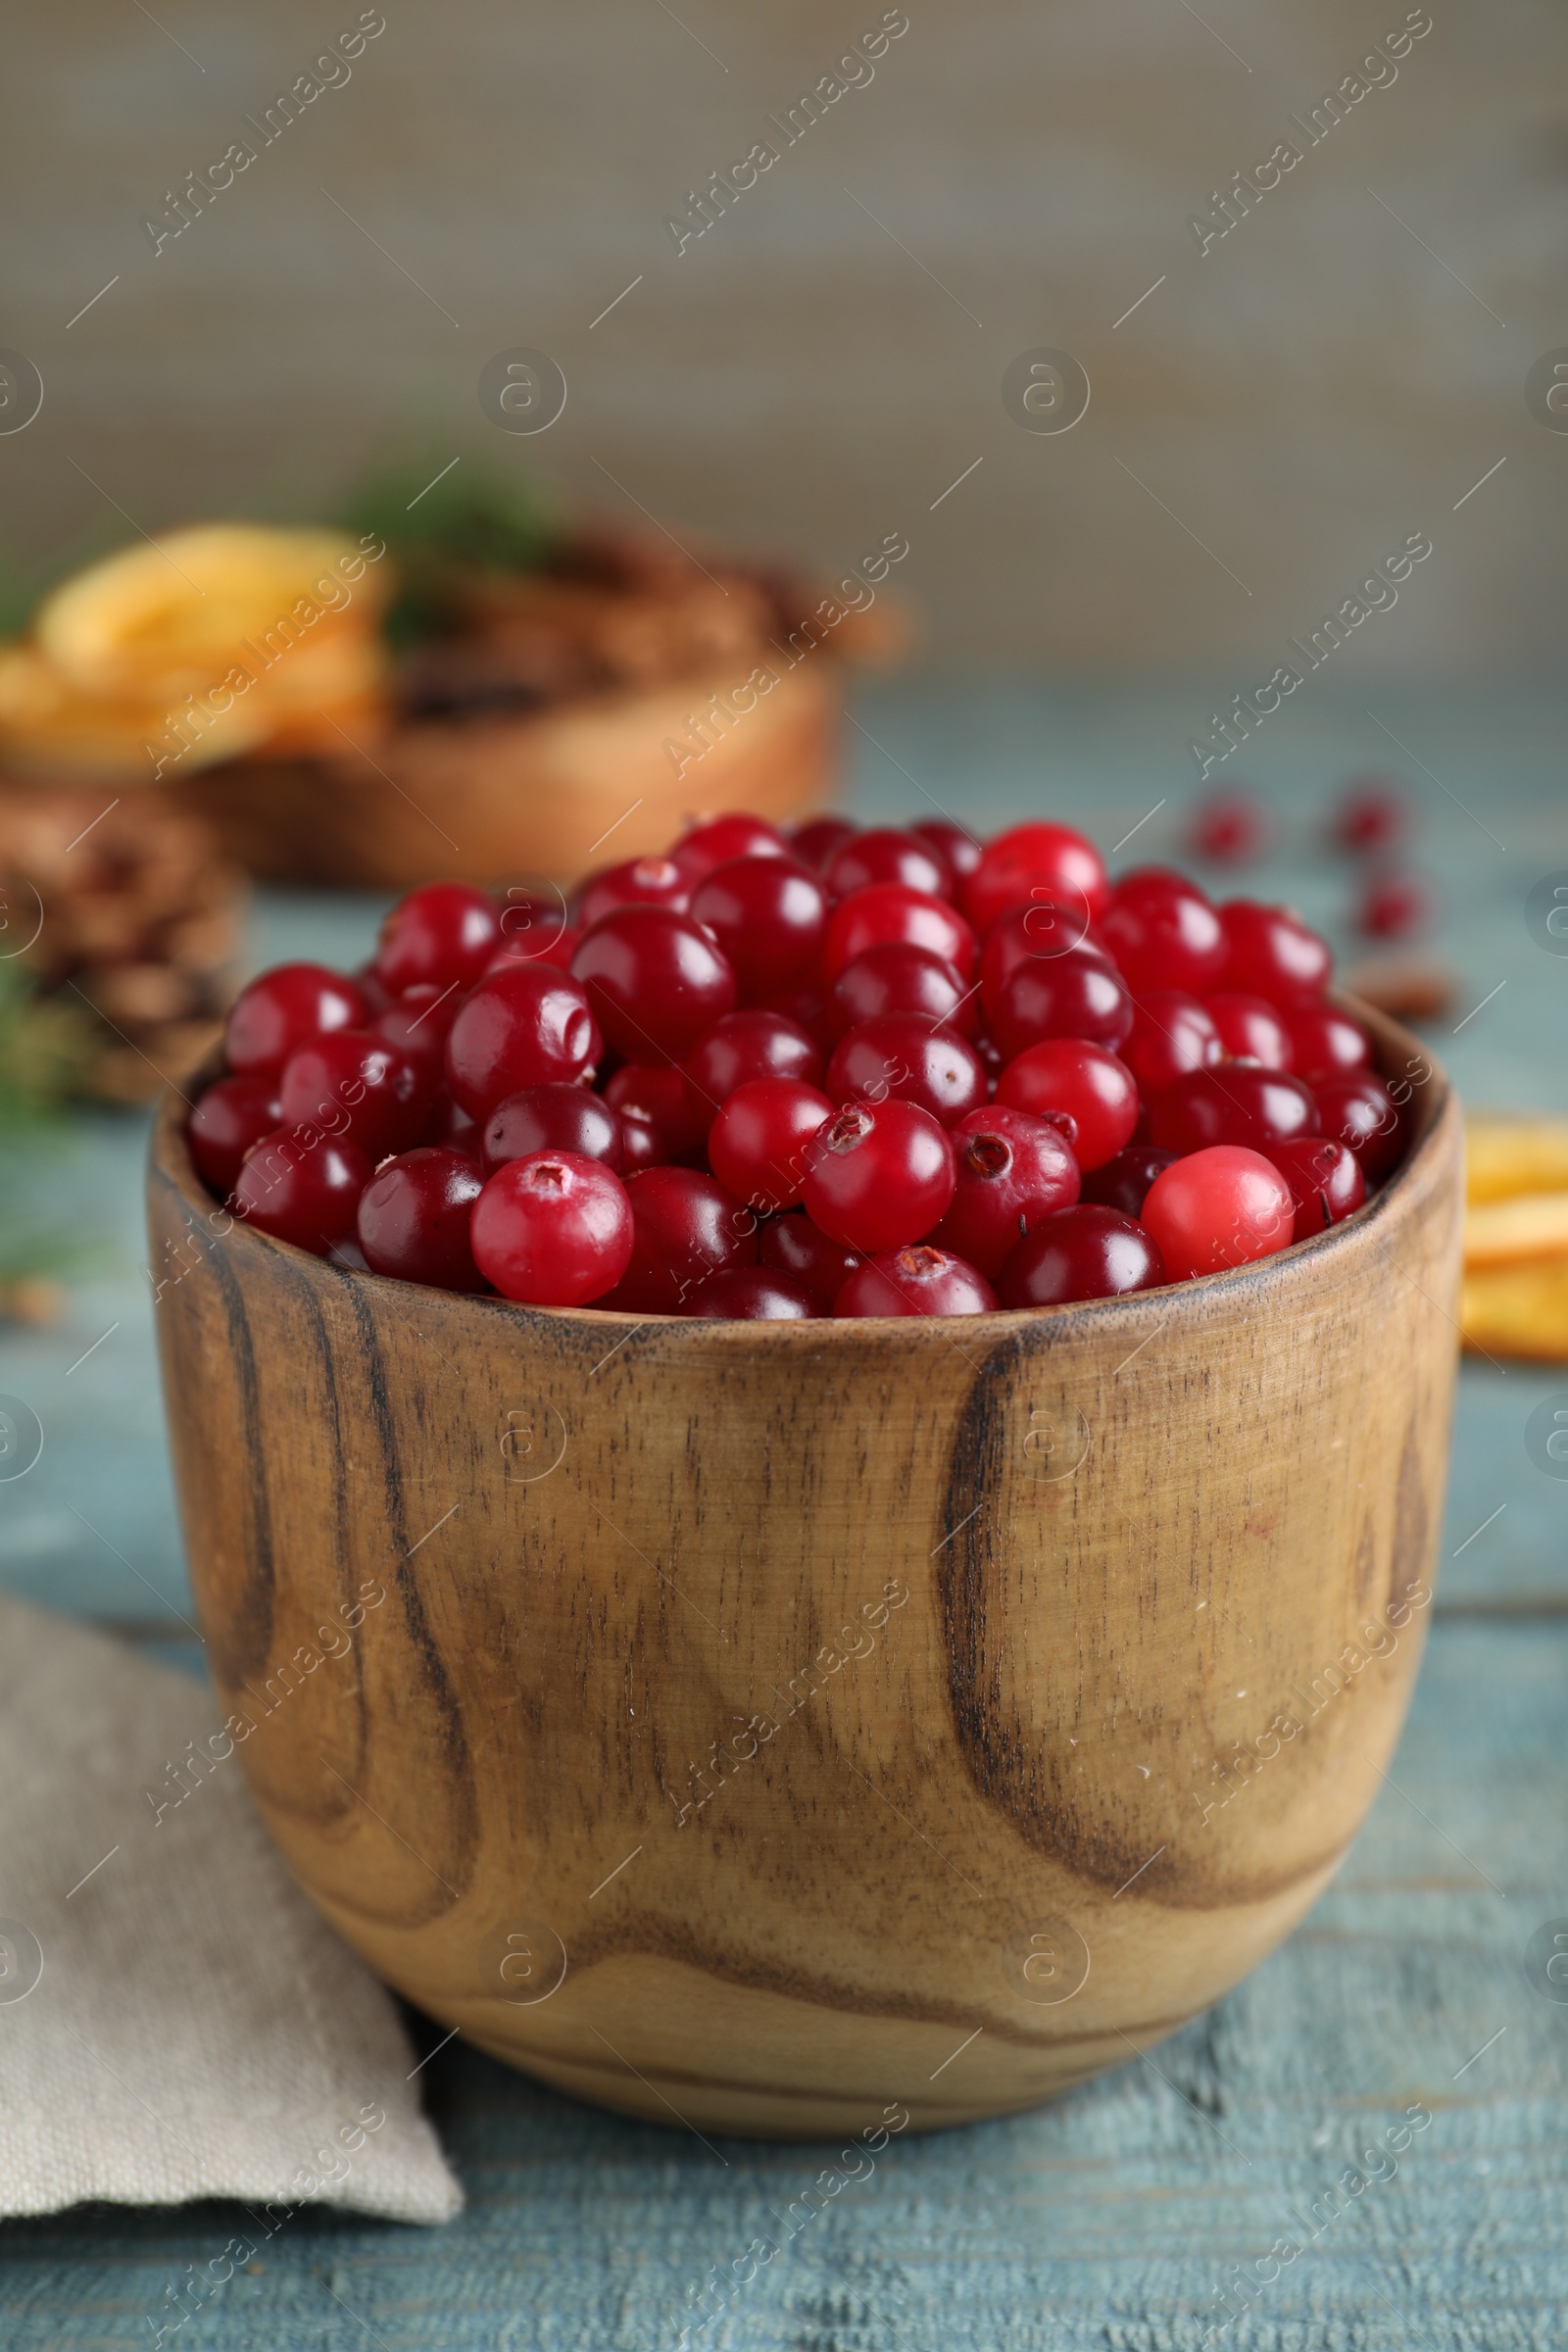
0 1593 462 2225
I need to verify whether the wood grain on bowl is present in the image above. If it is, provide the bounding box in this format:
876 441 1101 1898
147 1007 1462 2139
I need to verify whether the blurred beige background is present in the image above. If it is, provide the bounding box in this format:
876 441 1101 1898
1 0 1561 671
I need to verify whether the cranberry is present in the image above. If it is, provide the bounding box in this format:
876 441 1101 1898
836 1245 998 1317
831 944 978 1040
979 906 1096 1005
1203 992 1293 1069
618 1110 663 1172
1141 1145 1295 1281
279 1029 432 1160
1332 774 1407 854
995 1040 1139 1169
1219 901 1332 1005
1148 1065 1319 1156
986 946 1132 1059
576 857 690 930
425 1088 480 1154
682 1009 823 1108
1100 872 1227 995
1081 1145 1178 1219
801 1100 956 1253
690 856 827 998
445 964 600 1118
826 1015 987 1127
824 828 952 902
998 1206 1164 1306
352 963 395 1015
486 922 581 976
707 1077 833 1210
357 1148 487 1290
1263 1136 1366 1243
1285 1004 1372 1086
230 1129 371 1253
759 1211 862 1308
599 1167 759 1313
910 819 983 886
470 1152 635 1305
225 963 368 1079
1357 870 1435 940
928 1105 1081 1277
670 812 789 883
690 1265 819 1319
787 813 858 870
757 984 834 1051
482 1083 624 1175
1189 788 1270 866
373 984 465 1078
963 822 1108 933
188 1075 281 1195
375 883 501 995
604 1063 710 1161
822 883 977 982
1314 1072 1404 1183
572 906 737 1060
1120 991 1221 1092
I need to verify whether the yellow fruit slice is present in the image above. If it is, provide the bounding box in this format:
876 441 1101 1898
1462 1258 1568 1361
1465 1192 1568 1267
1465 1114 1568 1205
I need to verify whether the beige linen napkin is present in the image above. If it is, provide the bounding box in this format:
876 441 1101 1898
0 1592 462 2224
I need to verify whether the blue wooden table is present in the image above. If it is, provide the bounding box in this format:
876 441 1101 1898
3 682 1566 2349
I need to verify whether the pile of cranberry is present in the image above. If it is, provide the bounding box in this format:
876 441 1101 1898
186 811 1407 1318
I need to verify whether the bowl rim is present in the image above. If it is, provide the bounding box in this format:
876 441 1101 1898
149 995 1455 1343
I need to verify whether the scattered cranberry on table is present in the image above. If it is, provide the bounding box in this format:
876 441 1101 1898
191 805 1415 1311
1355 870 1436 941
1332 774 1408 855
1187 788 1271 867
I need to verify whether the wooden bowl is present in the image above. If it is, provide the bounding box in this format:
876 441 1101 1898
166 659 839 890
147 1009 1461 2139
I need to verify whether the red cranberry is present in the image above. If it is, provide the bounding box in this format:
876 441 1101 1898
373 984 465 1078
830 945 978 1040
575 857 690 930
485 921 581 977
759 1211 862 1308
690 856 827 998
482 1083 624 1175
1080 1146 1178 1219
963 822 1108 933
707 1077 833 1210
986 946 1132 1059
618 1110 664 1172
375 883 501 996
822 883 977 982
352 963 395 1015
230 1129 371 1253
603 1064 710 1161
835 1245 997 1317
1100 872 1227 995
1219 901 1332 1004
444 964 600 1118
1314 1072 1404 1183
470 1152 635 1305
801 1100 956 1253
910 819 983 886
1332 775 1407 854
824 828 952 902
998 1205 1165 1305
826 1016 987 1128
928 1105 1081 1277
1357 870 1435 940
682 1010 823 1109
188 1076 281 1195
670 812 788 883
756 984 834 1051
225 963 368 1079
1120 991 1221 1093
786 813 858 870
1141 1146 1295 1281
571 906 737 1060
1203 992 1293 1069
599 1167 759 1313
1263 1136 1366 1243
425 1088 480 1154
995 1040 1139 1169
1189 788 1271 866
357 1148 486 1291
690 1265 819 1319
279 1030 432 1160
1285 1004 1372 1085
1148 1065 1319 1156
979 905 1096 1005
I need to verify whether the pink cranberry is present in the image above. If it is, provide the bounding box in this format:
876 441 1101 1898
1141 1146 1295 1281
